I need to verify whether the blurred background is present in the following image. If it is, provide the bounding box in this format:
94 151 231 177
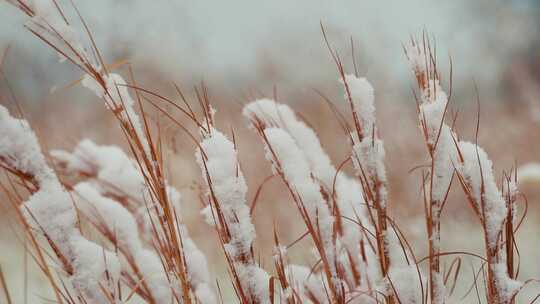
1 0 539 303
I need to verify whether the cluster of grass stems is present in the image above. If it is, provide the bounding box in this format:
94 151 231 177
0 1 538 304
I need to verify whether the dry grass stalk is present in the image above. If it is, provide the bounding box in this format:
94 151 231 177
405 35 454 304
195 97 271 304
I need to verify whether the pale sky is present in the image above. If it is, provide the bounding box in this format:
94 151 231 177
0 0 538 102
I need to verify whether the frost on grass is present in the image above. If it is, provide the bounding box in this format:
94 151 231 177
0 105 120 301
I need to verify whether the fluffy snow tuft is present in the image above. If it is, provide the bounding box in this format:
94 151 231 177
492 263 523 303
0 105 54 182
53 139 215 302
196 128 255 256
0 105 121 300
384 265 425 304
196 126 269 303
343 74 376 137
457 141 507 246
81 73 152 157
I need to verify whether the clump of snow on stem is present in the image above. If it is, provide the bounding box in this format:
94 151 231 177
262 127 335 246
457 141 522 301
0 105 53 182
404 42 428 78
385 265 425 304
405 40 458 304
260 127 338 280
196 126 270 303
19 0 153 160
343 75 376 137
52 140 174 239
196 128 255 256
342 75 388 207
51 138 135 179
344 75 387 198
0 105 120 300
52 139 157 240
21 0 151 159
244 99 378 290
69 235 121 296
416 78 456 204
335 176 380 286
51 139 150 205
492 263 522 303
285 264 327 303
24 0 88 64
457 142 507 245
53 139 215 302
73 182 174 301
381 230 426 304
243 99 335 184
82 73 151 157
